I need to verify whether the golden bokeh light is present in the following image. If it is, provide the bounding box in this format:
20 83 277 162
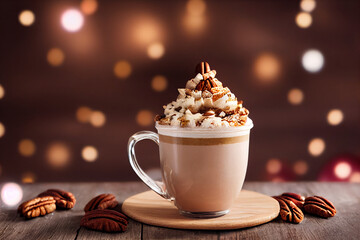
186 0 207 16
295 12 312 28
184 0 206 33
18 139 36 157
61 9 84 32
89 111 106 127
308 138 325 157
22 172 36 183
0 84 5 99
184 15 205 33
46 142 70 168
1 183 23 207
266 158 282 175
147 42 165 59
133 19 161 45
300 0 316 12
18 10 35 26
151 75 168 92
0 122 5 138
136 110 154 127
76 106 93 123
349 172 360 183
327 109 344 126
47 48 65 67
80 0 98 15
82 146 98 162
334 162 352 179
287 88 304 105
114 61 132 79
253 53 281 83
293 160 308 175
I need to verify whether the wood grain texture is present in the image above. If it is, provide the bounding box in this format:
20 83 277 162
0 182 359 240
122 190 279 230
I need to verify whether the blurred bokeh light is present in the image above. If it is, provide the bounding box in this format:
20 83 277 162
114 61 132 79
327 109 344 126
136 110 154 127
287 88 304 105
151 75 168 92
293 160 308 176
184 0 206 33
147 42 165 59
46 142 70 168
18 139 36 157
133 18 162 45
22 172 36 183
76 106 93 123
0 122 5 138
0 84 5 99
186 0 206 16
300 0 316 12
295 12 312 28
1 183 23 207
266 158 282 175
82 146 98 162
47 48 65 67
89 111 106 127
61 9 84 32
18 10 35 27
334 162 352 179
302 49 324 73
308 138 325 157
80 0 98 15
253 53 281 83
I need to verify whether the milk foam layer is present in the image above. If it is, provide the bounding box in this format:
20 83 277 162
156 118 253 138
155 62 249 128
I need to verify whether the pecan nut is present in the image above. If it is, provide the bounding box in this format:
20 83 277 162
38 189 76 209
84 193 118 212
195 61 211 75
18 196 56 219
304 196 336 218
80 209 128 233
281 192 305 209
196 76 219 91
273 196 304 224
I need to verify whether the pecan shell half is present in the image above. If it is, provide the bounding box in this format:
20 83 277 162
18 196 56 219
80 209 128 233
38 189 76 209
304 196 336 218
273 196 304 224
84 193 118 212
281 192 305 209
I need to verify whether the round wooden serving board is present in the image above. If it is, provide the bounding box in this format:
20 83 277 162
122 190 280 230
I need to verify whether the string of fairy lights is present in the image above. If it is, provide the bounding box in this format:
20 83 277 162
0 0 359 207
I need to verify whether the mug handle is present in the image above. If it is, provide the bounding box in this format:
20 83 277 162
127 131 170 199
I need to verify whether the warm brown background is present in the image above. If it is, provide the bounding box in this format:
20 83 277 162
0 0 359 183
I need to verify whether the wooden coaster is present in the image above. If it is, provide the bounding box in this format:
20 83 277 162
122 190 279 230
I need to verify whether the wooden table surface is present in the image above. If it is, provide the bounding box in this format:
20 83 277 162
0 182 359 240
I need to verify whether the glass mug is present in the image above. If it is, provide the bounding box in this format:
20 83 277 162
127 119 253 218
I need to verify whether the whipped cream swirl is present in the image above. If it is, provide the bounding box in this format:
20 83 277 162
155 62 249 128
